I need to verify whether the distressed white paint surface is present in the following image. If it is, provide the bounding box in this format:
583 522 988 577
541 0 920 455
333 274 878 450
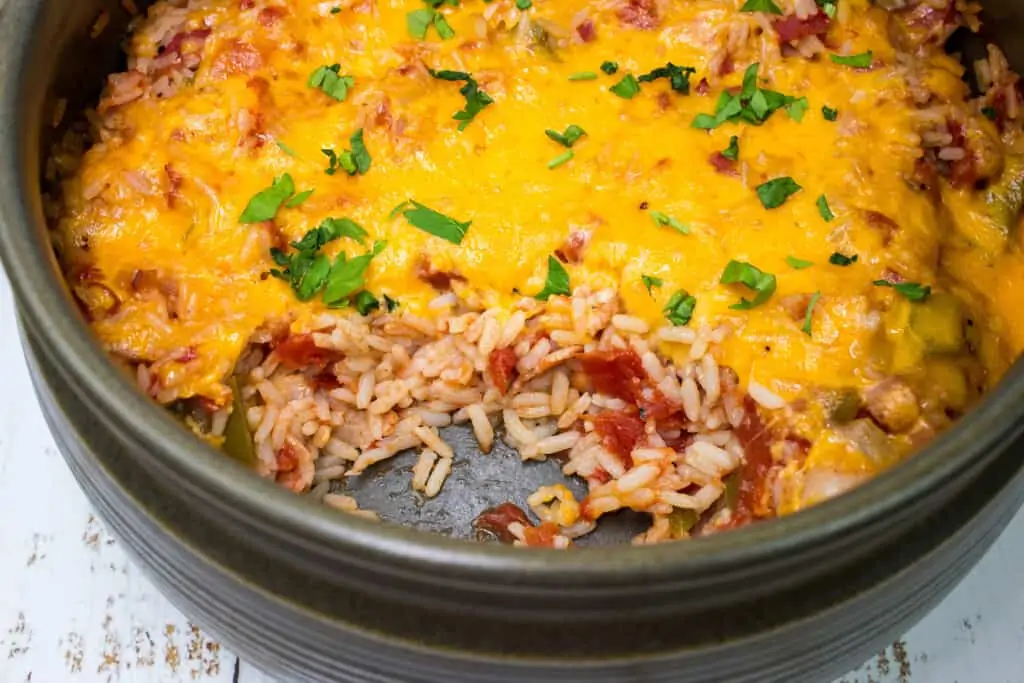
1 269 1023 683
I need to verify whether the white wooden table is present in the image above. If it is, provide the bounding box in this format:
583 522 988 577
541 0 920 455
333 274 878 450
1 271 1023 683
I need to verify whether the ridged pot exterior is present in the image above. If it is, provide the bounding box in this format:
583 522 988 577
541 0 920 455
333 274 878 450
3 0 1024 680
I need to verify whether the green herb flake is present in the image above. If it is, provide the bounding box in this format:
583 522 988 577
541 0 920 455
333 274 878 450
407 6 455 40
817 0 838 17
982 106 998 121
349 128 371 174
321 129 370 177
548 150 574 169
545 124 587 148
276 141 300 157
722 135 740 161
756 177 802 209
691 62 804 130
354 290 380 315
720 260 777 310
399 200 471 244
829 252 858 266
308 64 355 101
239 174 295 224
650 210 690 234
872 279 931 301
268 217 371 302
516 0 532 9
830 51 873 68
330 6 341 14
816 194 835 221
822 105 839 121
663 290 697 326
323 240 387 307
285 189 314 208
569 71 598 81
642 274 664 295
785 96 809 122
534 255 571 300
610 74 641 99
786 256 813 270
384 293 400 311
637 62 697 95
802 291 821 336
428 68 494 130
740 0 783 13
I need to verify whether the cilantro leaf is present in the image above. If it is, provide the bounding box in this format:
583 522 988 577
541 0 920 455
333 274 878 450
534 255 571 300
285 189 314 208
786 256 813 269
740 0 783 13
802 291 821 336
872 280 931 301
548 150 574 169
691 62 803 129
663 290 697 326
308 64 355 101
516 0 532 8
756 177 802 209
722 135 740 161
569 71 598 81
642 274 663 295
829 252 857 266
383 293 400 311
349 128 371 174
817 0 838 17
637 62 697 95
720 260 777 309
816 194 835 221
353 290 381 315
610 74 641 99
822 105 839 121
785 96 809 121
399 200 471 244
428 68 494 130
321 129 370 177
830 51 873 68
545 124 587 148
239 174 295 223
650 210 690 234
323 240 387 307
601 61 619 75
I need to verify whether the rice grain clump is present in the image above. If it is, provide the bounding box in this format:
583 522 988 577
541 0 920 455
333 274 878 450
47 0 1024 546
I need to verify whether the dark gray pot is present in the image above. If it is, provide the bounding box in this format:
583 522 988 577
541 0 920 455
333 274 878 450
2 1 1024 680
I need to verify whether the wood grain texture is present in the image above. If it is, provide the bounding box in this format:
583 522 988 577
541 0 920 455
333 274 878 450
1 270 1022 683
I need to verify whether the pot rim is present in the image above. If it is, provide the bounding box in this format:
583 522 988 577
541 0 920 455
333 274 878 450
2 0 1023 585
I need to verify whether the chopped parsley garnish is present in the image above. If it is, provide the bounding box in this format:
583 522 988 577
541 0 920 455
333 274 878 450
817 0 838 17
785 96 809 122
802 291 821 336
384 293 400 311
830 51 873 68
740 0 783 13
786 256 813 269
829 252 857 266
321 129 371 176
569 71 598 81
822 105 839 121
331 6 341 13
873 280 931 301
322 240 387 307
353 290 380 315
428 68 494 130
637 63 697 95
756 177 802 209
601 61 619 75
720 260 777 309
663 290 697 326
545 124 587 148
308 64 355 101
982 106 998 121
407 7 454 40
642 274 664 295
722 135 740 161
548 150 574 169
650 210 690 234
239 174 295 223
816 194 835 221
276 141 299 157
515 0 532 9
269 218 374 302
692 63 804 129
394 200 471 244
610 74 641 99
534 255 571 300
285 189 314 208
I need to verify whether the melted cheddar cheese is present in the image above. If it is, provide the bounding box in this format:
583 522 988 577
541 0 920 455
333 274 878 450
53 0 1024 507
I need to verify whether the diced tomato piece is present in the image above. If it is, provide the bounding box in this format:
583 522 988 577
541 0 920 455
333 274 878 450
773 12 830 44
579 348 646 403
592 411 645 463
488 347 519 395
273 334 341 370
